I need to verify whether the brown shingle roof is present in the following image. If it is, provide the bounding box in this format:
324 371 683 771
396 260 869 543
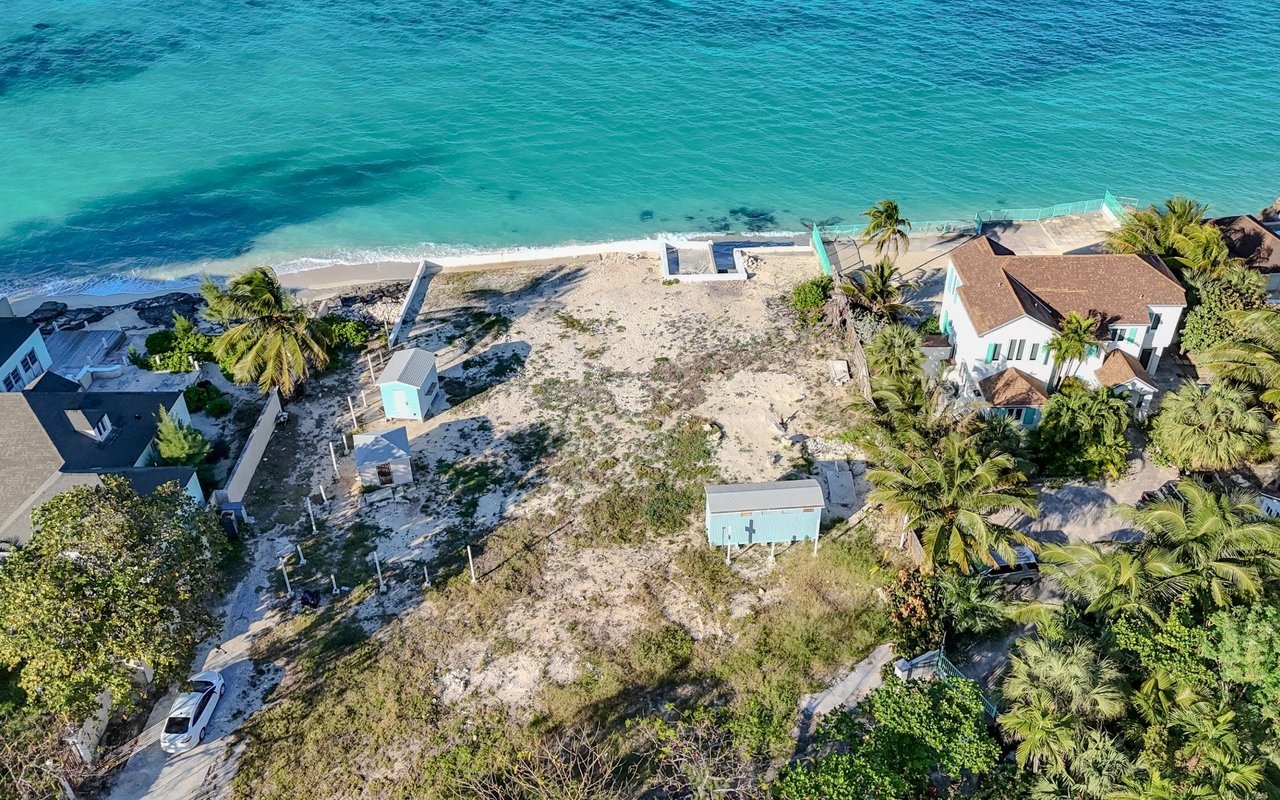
1095 348 1155 389
1211 215 1280 274
950 236 1186 335
978 367 1049 407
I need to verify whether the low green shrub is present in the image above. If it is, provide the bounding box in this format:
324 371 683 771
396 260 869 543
183 383 225 414
321 315 370 349
916 314 941 335
205 395 233 418
790 275 832 324
629 624 693 681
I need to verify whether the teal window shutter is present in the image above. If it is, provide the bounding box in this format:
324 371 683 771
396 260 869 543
985 343 996 363
1043 347 1051 364
1023 407 1040 426
1127 327 1137 343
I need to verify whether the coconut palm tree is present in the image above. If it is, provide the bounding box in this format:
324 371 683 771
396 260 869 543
1046 312 1101 388
1166 225 1240 282
861 199 911 259
1117 480 1280 608
1201 308 1280 416
868 429 1038 573
1170 703 1268 800
1105 196 1210 258
1149 382 1268 471
1000 692 1078 774
864 323 923 383
847 369 964 459
1038 543 1188 623
838 256 916 319
201 267 332 396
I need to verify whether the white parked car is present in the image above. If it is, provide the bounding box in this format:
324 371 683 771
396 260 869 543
160 671 225 754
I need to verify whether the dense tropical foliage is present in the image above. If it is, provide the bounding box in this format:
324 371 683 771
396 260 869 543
0 477 221 719
1032 378 1132 480
1149 381 1269 471
1001 480 1280 800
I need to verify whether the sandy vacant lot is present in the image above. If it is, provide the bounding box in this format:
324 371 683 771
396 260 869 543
278 250 863 709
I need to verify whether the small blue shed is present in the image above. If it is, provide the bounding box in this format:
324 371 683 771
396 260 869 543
704 479 824 546
376 348 439 421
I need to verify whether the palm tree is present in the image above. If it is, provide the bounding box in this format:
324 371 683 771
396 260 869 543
838 257 916 319
1201 308 1280 415
868 429 1038 573
938 572 1007 636
1166 225 1240 282
1105 196 1210 258
1149 382 1268 471
861 199 911 259
864 323 923 383
1039 543 1188 623
1117 480 1280 608
1029 730 1133 800
1000 638 1126 773
847 370 965 458
201 267 332 396
1046 312 1100 388
1170 703 1267 800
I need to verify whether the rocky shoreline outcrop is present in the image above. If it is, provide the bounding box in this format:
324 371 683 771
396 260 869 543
25 281 407 334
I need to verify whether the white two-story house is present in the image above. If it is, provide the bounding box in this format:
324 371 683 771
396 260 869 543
939 236 1186 425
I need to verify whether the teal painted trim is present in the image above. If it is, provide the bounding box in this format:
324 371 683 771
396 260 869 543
811 225 832 276
985 343 996 363
1127 327 1138 343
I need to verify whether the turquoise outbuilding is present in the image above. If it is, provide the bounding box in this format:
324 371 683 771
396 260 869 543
376 348 439 421
704 479 824 546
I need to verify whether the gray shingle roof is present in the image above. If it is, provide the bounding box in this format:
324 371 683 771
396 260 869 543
353 426 412 465
376 348 436 389
704 480 825 514
0 390 180 536
0 318 38 363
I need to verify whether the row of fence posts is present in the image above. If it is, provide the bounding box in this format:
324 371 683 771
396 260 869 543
277 540 479 602
280 337 481 604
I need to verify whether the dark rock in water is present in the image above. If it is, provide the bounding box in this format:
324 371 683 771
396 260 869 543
132 292 202 326
639 209 654 222
27 301 67 324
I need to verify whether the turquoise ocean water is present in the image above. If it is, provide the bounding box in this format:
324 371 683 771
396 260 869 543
1 0 1278 293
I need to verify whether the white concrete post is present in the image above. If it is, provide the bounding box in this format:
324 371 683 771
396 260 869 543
423 565 431 588
813 529 819 557
280 562 293 599
770 541 776 562
467 545 477 584
347 396 358 428
305 497 317 533
331 574 339 595
319 485 328 504
724 529 732 565
367 353 376 377
377 349 385 367
329 442 340 477
296 544 307 565
374 551 386 594
361 389 369 408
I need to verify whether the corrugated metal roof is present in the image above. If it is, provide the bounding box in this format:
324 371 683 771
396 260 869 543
354 426 411 465
704 479 824 514
376 348 436 388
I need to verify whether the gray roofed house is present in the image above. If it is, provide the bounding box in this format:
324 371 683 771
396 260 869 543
0 389 195 545
704 479 825 547
376 348 439 421
704 479 825 514
377 348 437 388
353 426 414 486
0 318 39 360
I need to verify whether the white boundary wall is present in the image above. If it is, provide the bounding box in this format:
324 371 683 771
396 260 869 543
223 390 282 506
